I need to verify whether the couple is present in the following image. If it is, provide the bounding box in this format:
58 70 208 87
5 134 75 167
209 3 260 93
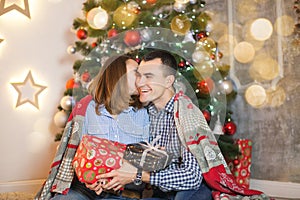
35 50 212 200
36 50 266 200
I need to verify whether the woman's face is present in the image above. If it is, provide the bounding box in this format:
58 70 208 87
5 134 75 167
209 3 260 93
126 59 139 95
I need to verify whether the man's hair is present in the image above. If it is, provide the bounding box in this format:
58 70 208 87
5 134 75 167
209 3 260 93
90 55 142 115
142 50 178 76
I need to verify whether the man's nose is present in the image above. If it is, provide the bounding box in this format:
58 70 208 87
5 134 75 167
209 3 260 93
136 76 145 86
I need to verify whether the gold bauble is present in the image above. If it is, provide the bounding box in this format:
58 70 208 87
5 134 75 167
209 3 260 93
196 37 216 53
170 15 191 36
113 4 137 28
193 61 214 80
196 12 211 30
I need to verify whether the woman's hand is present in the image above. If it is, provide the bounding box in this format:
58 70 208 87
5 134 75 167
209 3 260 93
97 160 137 191
85 179 107 195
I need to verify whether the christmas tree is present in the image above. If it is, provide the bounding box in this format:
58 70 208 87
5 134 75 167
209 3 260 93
54 0 240 160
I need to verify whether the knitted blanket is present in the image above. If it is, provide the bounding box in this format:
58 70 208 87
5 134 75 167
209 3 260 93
35 95 93 200
173 91 270 199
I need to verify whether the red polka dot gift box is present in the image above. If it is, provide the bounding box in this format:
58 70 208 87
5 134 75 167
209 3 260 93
226 139 253 189
73 135 126 184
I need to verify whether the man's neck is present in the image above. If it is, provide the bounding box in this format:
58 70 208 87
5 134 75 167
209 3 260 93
153 90 174 111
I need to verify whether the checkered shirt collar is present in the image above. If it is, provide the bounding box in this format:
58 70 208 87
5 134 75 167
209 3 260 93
147 95 175 115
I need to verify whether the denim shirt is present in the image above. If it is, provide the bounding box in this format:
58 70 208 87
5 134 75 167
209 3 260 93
82 100 149 144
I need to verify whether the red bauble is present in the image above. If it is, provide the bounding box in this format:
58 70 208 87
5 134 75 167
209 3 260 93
178 60 186 68
108 28 118 38
66 78 75 89
196 31 207 40
202 110 211 122
223 121 237 135
124 30 141 47
146 0 157 4
77 29 88 40
81 71 91 82
91 42 97 48
197 77 215 95
233 159 240 166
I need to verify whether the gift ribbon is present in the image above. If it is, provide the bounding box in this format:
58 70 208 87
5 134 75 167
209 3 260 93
139 135 170 169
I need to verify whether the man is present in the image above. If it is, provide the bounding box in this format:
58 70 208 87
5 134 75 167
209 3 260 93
98 50 212 200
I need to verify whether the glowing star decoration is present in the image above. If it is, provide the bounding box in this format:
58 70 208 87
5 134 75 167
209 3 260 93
0 0 31 19
11 71 47 109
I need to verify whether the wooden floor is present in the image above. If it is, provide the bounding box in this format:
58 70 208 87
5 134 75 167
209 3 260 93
0 192 298 200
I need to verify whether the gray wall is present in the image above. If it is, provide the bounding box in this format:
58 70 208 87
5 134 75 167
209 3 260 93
231 54 300 183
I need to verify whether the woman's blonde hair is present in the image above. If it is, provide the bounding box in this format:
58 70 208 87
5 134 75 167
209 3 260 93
89 55 141 115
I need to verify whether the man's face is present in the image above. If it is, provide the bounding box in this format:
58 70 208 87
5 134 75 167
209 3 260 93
136 58 172 107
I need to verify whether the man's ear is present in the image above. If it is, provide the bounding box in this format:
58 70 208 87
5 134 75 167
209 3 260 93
165 75 175 88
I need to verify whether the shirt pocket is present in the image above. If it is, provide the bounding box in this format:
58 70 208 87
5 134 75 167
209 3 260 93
87 124 109 137
117 119 147 139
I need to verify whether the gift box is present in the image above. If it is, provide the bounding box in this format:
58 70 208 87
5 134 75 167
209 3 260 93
123 142 173 171
73 135 126 184
226 139 252 189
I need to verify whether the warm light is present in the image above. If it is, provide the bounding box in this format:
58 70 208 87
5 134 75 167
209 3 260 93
274 15 294 36
250 18 273 41
10 70 47 109
233 41 255 63
249 53 279 81
87 7 109 30
245 84 267 108
0 0 31 19
218 34 238 56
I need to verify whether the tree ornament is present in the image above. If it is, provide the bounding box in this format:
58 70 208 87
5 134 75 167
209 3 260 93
124 30 141 46
170 15 191 35
213 115 224 135
233 159 240 166
67 45 76 54
178 60 186 68
173 2 186 12
193 61 214 80
196 31 207 40
107 28 118 38
91 42 98 48
77 29 88 40
60 96 74 111
220 79 234 95
140 29 152 42
81 71 91 82
197 77 215 95
196 37 217 53
201 110 211 122
113 4 137 28
223 121 237 135
146 0 157 4
192 49 211 64
66 78 75 89
196 12 211 30
54 110 69 128
87 7 109 30
175 0 190 3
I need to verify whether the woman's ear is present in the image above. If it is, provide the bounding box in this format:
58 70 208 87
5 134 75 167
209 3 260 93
165 75 175 88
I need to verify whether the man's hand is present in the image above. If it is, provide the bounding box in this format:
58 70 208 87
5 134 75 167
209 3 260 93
97 160 137 191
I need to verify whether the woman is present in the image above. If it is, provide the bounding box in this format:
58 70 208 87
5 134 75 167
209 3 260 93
45 55 149 200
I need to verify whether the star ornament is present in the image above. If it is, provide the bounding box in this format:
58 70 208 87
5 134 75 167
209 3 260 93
11 70 47 109
0 0 31 19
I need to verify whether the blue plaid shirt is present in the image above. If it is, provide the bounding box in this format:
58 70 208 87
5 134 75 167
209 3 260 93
148 96 203 192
